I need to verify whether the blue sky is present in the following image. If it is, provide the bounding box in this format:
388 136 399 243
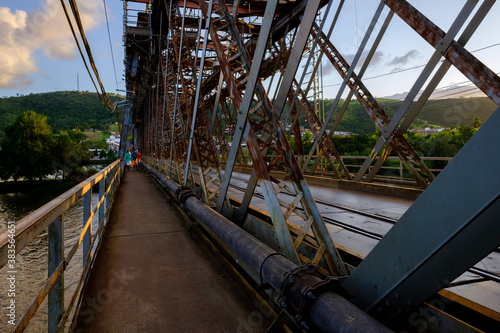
0 0 499 100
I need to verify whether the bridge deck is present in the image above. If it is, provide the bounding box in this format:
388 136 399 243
74 170 273 332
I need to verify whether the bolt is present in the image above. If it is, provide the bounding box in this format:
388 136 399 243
385 300 390 307
394 292 400 300
288 275 294 283
307 292 316 300
280 301 287 309
397 307 403 314
300 321 310 330
407 300 413 306
377 307 383 313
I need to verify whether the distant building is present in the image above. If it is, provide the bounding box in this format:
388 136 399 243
408 127 445 135
106 135 121 154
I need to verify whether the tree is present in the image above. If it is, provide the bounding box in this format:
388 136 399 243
0 110 55 181
473 116 481 129
52 129 93 180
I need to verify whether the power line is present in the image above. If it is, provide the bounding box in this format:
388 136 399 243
322 42 500 91
103 0 119 90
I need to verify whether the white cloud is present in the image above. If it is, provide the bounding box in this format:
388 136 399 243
387 49 420 67
0 0 104 89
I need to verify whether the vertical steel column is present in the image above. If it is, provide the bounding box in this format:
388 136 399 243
301 1 386 171
83 190 92 271
215 0 280 213
236 0 325 219
183 0 214 187
272 0 324 115
99 176 105 224
286 0 335 122
210 73 224 133
303 0 345 97
353 0 478 182
48 216 64 333
97 175 106 242
168 0 188 176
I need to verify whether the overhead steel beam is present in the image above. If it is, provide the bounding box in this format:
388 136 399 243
343 106 500 322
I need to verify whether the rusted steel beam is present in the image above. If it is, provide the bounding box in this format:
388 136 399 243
386 0 500 105
311 23 434 187
166 4 223 201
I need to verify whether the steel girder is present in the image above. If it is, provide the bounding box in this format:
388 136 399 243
343 106 500 323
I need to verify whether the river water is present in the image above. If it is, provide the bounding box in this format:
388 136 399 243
0 190 100 332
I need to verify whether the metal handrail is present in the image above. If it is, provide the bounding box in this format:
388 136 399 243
0 159 124 332
315 155 453 178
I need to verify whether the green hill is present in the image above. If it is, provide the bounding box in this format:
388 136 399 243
318 97 497 135
0 91 124 138
1 91 496 140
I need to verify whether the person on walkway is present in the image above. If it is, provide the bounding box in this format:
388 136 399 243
124 150 132 171
131 150 138 171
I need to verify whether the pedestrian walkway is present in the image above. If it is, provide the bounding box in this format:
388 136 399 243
74 170 273 332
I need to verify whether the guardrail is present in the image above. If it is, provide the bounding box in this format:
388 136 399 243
0 159 123 332
315 155 453 179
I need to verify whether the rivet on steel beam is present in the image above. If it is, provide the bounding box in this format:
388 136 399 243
394 292 400 300
385 300 390 307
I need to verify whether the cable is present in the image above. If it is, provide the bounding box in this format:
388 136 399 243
66 0 115 112
322 42 500 90
103 0 119 90
59 0 108 110
354 0 359 48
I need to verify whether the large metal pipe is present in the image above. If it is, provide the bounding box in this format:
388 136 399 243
142 163 392 333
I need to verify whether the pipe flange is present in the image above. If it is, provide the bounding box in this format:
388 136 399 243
175 186 198 204
278 264 349 329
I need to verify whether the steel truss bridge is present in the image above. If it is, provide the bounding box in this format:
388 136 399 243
116 0 500 331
